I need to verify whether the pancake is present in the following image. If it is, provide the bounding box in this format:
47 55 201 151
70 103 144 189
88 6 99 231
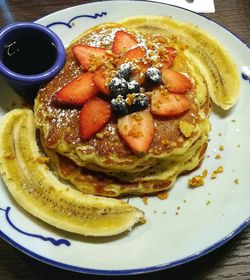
34 21 210 171
41 133 208 197
34 16 239 197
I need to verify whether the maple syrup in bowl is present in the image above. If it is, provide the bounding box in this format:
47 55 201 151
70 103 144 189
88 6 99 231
0 22 65 102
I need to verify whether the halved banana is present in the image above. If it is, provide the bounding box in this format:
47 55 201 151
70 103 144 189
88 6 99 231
0 109 145 236
120 16 240 110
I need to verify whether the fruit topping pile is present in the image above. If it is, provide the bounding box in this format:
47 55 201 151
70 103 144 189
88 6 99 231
52 29 193 153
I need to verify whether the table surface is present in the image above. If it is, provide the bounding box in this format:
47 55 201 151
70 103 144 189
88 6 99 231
0 0 249 279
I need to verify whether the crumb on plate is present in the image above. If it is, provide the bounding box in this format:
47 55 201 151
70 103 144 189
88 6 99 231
188 175 204 187
141 196 148 205
211 166 224 179
234 178 240 184
157 191 169 200
202 169 208 178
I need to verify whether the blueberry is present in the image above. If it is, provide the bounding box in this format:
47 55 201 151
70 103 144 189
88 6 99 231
109 77 128 98
129 93 149 112
146 67 162 84
111 96 129 117
116 63 132 81
127 80 140 93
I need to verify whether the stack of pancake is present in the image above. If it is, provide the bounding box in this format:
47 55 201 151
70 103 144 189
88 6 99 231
34 16 239 197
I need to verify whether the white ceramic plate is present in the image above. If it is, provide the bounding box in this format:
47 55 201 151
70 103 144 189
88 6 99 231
0 1 249 275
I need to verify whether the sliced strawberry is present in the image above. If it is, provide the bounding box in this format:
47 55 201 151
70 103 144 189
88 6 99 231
53 73 98 106
72 45 107 70
118 46 146 66
130 62 147 85
163 47 177 68
151 90 192 117
118 46 147 84
117 110 154 154
112 30 138 55
80 98 111 140
162 67 193 93
93 69 109 95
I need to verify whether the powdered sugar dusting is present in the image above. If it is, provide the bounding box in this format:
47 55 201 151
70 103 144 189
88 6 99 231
86 27 122 47
49 108 78 128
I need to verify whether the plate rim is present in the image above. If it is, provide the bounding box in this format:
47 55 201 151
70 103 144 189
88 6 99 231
1 0 250 275
0 217 249 275
34 0 250 49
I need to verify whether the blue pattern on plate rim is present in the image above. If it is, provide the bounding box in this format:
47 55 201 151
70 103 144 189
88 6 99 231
241 73 250 83
241 66 250 83
0 207 71 246
46 12 107 29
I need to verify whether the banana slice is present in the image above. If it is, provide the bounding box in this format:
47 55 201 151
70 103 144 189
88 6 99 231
120 16 240 110
0 109 145 236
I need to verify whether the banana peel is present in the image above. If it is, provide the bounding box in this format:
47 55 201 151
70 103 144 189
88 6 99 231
0 109 145 236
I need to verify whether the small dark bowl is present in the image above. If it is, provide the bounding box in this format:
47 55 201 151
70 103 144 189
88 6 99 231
0 22 65 102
